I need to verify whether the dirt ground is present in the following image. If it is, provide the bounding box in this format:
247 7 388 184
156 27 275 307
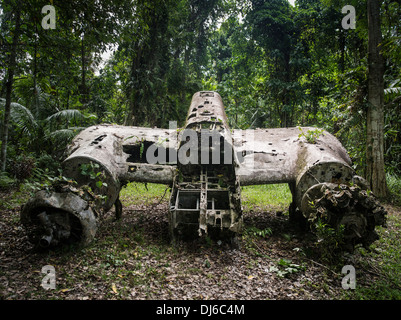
0 195 398 300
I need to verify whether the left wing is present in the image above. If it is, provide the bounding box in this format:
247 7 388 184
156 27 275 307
63 124 178 211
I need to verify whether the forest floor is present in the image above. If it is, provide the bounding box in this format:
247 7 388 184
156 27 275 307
1 183 401 300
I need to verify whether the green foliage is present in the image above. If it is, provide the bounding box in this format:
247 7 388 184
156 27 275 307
297 127 325 144
245 226 273 239
387 173 401 205
0 98 93 160
241 184 292 212
80 162 108 189
1 0 401 193
343 212 401 300
0 172 16 190
313 219 345 264
20 167 76 197
8 153 36 181
119 182 170 207
268 259 305 278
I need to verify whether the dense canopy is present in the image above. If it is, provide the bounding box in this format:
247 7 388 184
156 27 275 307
1 0 400 199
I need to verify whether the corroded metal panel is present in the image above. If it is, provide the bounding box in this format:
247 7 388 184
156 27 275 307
20 91 387 250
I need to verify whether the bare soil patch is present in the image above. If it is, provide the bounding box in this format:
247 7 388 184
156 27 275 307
0 196 399 300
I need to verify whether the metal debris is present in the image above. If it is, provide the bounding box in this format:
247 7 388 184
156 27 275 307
20 91 387 251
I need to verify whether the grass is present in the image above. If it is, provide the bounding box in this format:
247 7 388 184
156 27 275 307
119 182 170 206
119 182 293 212
3 178 401 300
241 184 292 212
0 183 32 210
83 181 401 299
387 172 401 205
342 211 401 299
240 182 401 299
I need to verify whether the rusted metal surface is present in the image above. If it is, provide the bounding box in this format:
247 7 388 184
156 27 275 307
21 91 387 250
21 188 97 247
235 127 352 186
63 125 179 212
168 92 242 241
299 182 387 249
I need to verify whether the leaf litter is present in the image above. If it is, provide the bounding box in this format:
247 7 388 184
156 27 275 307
0 192 400 300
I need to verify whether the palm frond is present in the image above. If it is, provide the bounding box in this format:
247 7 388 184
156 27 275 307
67 126 87 132
1 99 39 137
46 109 85 129
46 109 84 122
45 128 79 145
384 87 401 95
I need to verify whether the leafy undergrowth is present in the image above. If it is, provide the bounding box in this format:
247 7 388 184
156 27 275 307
0 183 400 300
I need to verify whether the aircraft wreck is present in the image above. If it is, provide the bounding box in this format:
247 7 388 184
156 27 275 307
21 91 387 250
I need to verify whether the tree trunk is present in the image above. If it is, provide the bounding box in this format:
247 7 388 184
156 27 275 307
0 8 21 172
339 29 345 73
33 39 39 119
366 0 387 198
125 42 142 126
80 36 88 104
